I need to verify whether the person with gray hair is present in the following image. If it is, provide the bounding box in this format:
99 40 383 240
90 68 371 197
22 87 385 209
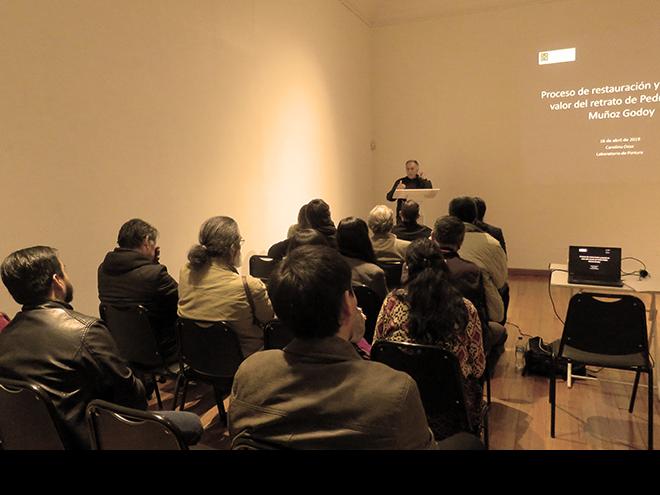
178 216 274 358
368 205 410 262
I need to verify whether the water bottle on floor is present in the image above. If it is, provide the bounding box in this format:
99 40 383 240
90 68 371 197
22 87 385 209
515 336 526 372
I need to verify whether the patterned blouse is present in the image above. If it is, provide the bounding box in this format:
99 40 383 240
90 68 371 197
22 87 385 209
374 289 486 438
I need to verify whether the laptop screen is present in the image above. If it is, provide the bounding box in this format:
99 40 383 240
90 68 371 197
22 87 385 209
568 246 622 284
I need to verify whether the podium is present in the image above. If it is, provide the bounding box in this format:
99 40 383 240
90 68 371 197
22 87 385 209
392 188 440 224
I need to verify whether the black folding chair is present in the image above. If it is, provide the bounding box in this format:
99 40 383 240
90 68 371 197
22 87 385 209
100 304 179 409
0 378 70 450
249 255 278 281
376 261 404 289
174 318 244 425
86 399 200 450
550 292 653 450
371 340 489 448
352 284 384 344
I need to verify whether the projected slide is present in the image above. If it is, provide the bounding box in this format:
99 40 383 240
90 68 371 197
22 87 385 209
520 22 660 184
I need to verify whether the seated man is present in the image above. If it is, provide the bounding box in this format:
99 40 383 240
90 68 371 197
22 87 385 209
448 196 508 324
98 218 178 361
473 197 506 253
433 216 507 367
228 245 441 449
392 200 432 242
368 205 410 262
0 246 148 448
0 246 203 449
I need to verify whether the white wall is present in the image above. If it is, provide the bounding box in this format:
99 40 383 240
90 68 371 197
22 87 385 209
371 0 660 271
0 0 372 315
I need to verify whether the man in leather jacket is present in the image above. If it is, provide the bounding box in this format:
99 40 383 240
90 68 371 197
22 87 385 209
0 246 148 449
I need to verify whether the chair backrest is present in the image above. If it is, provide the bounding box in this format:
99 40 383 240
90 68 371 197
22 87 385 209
560 292 649 358
352 284 384 344
177 318 244 379
263 319 295 350
0 378 68 450
371 341 470 427
249 255 278 281
376 261 404 289
86 399 187 450
100 304 164 369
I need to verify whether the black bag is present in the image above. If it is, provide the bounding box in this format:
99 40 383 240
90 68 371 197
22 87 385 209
524 336 586 377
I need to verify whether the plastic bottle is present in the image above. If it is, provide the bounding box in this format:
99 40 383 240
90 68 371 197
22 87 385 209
515 336 526 372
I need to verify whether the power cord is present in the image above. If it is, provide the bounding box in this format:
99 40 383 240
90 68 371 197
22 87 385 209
505 321 533 338
548 269 567 325
621 256 650 279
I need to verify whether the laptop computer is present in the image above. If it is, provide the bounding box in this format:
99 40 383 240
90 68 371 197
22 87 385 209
568 246 623 287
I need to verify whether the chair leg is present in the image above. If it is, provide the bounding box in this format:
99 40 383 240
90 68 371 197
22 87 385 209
486 375 491 405
483 414 489 450
567 361 573 389
550 362 556 438
153 375 163 410
629 370 641 413
172 374 183 410
213 384 228 425
648 370 653 451
179 378 189 411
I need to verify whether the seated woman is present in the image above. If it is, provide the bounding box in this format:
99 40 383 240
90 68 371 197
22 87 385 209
374 238 486 439
336 217 388 300
286 228 329 254
268 199 337 260
367 205 410 262
178 216 274 358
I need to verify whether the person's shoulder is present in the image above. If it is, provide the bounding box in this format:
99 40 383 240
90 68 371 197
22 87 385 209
235 349 284 379
245 274 267 292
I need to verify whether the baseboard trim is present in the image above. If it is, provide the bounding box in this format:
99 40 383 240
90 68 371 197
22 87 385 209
508 268 550 277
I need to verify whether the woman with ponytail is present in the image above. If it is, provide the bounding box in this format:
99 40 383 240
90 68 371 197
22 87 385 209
374 238 485 438
178 216 274 358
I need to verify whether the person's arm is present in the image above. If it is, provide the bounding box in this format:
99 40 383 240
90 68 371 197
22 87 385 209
82 321 147 410
248 277 275 323
386 178 403 201
372 267 388 301
481 272 504 323
488 243 508 289
156 265 179 323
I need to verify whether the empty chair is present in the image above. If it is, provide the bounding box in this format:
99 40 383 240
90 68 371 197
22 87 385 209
263 319 295 350
376 261 404 289
550 292 653 450
249 255 278 281
371 341 489 448
174 318 244 424
352 284 384 344
86 399 202 450
0 378 69 450
100 304 179 409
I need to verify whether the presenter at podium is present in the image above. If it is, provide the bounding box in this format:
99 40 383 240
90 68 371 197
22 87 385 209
386 159 433 221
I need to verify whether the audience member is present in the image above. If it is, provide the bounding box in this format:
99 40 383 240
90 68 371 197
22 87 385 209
98 218 178 361
433 216 507 366
336 217 388 300
392 200 432 241
286 204 310 239
0 246 147 449
368 205 410 261
178 216 274 358
268 199 337 260
228 245 442 449
448 196 508 323
374 239 486 440
286 228 329 254
473 197 506 253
